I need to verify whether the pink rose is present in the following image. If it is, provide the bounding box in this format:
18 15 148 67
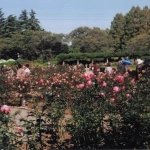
110 98 115 103
83 73 90 81
113 86 120 93
76 84 84 89
89 73 96 78
126 94 132 98
102 82 107 87
15 126 23 135
39 79 44 84
99 92 105 98
56 94 60 97
87 80 93 87
1 105 10 113
122 86 126 90
83 73 88 78
96 78 101 83
46 80 50 84
116 75 124 83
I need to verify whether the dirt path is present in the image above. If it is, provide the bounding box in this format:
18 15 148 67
10 107 31 126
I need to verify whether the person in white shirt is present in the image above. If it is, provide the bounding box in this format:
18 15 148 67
104 62 113 75
24 64 31 77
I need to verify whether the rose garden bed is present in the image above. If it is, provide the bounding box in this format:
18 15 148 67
0 65 150 149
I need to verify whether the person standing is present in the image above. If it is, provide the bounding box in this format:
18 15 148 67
17 64 26 78
117 61 127 74
136 59 144 81
6 66 14 77
24 64 31 77
1 64 7 75
104 62 113 75
93 63 100 75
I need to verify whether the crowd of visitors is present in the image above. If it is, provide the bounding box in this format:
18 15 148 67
0 58 149 83
0 63 31 78
70 58 150 82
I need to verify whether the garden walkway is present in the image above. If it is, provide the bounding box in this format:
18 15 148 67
10 106 31 126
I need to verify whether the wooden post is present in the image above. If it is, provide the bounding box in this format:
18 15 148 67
106 58 108 63
77 60 79 65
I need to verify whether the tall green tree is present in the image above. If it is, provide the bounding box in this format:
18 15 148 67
70 27 109 53
109 13 125 52
3 15 20 36
18 9 29 31
28 9 41 31
124 6 143 40
0 8 5 36
141 6 150 32
126 32 150 52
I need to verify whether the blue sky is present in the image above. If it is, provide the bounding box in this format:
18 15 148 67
1 0 150 34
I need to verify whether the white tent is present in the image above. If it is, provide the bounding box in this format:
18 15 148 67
7 59 15 62
0 59 7 63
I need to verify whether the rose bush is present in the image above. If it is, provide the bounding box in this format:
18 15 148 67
0 65 150 149
0 104 22 149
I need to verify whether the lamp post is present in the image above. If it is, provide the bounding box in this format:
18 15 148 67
47 62 50 68
17 53 20 59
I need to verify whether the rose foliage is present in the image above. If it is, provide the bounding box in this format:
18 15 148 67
0 65 150 149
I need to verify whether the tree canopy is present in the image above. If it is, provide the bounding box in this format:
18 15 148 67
0 6 150 62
